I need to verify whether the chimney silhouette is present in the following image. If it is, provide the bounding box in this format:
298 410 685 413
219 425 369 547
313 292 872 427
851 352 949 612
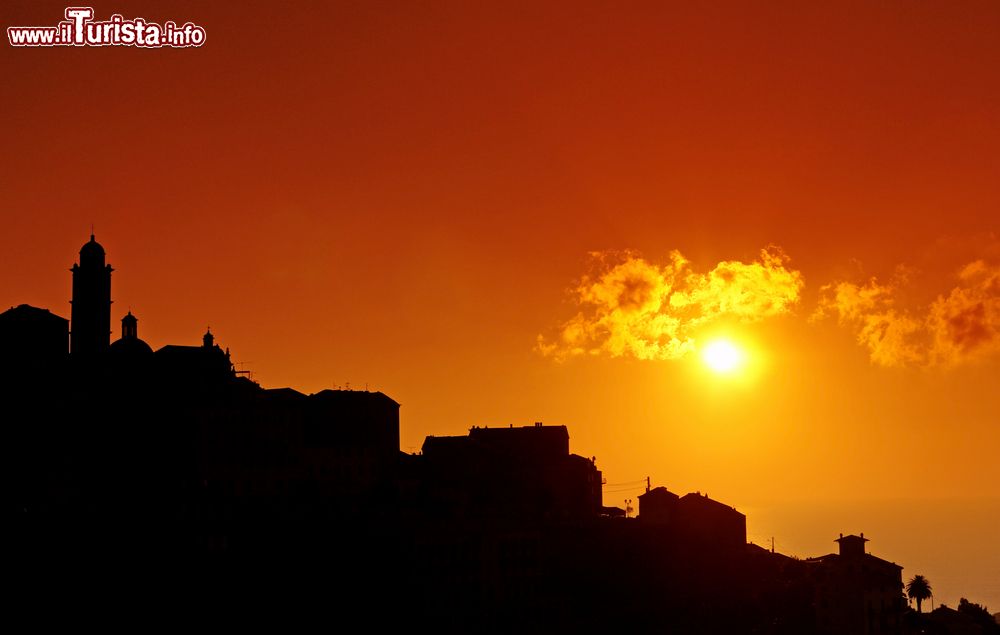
836 533 868 558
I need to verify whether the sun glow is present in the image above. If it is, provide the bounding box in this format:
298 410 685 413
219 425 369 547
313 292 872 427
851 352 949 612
701 339 744 374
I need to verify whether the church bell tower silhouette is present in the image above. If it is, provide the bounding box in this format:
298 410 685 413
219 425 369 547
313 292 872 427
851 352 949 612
70 234 113 355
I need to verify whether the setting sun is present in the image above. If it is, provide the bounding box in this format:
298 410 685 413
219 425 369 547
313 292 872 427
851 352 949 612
701 339 744 374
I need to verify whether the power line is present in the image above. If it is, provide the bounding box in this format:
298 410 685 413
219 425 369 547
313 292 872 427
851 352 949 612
603 485 646 494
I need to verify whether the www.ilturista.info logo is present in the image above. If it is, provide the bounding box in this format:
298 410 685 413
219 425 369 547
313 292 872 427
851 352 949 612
8 7 206 48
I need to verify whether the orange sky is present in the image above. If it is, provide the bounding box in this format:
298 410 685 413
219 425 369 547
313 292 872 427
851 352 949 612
3 1 998 609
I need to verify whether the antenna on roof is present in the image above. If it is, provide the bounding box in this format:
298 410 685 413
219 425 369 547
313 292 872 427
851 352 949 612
234 361 253 379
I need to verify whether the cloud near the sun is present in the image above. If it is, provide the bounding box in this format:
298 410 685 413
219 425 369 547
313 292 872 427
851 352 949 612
537 247 804 361
813 260 1000 367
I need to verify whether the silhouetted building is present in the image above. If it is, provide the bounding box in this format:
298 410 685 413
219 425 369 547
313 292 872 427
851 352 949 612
187 386 400 519
638 485 679 525
154 328 235 390
638 486 746 551
70 234 112 356
601 505 626 518
808 533 905 635
0 304 68 362
678 491 747 550
420 423 602 521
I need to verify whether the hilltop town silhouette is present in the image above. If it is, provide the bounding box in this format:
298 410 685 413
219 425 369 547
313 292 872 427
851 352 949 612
5 236 995 634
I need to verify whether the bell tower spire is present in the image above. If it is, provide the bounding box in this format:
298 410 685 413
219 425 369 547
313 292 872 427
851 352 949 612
70 233 113 355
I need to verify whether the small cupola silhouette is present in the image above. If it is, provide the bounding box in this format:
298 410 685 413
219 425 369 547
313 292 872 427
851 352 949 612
203 327 215 349
109 310 153 357
121 311 138 339
836 532 868 558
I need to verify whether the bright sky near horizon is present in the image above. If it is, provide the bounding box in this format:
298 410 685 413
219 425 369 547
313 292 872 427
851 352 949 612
3 0 998 610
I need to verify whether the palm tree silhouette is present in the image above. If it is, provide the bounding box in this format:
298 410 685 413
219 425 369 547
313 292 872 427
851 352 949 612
906 575 932 613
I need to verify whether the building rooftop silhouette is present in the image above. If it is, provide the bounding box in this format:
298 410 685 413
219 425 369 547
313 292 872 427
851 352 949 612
805 533 905 635
420 423 602 521
0 304 68 363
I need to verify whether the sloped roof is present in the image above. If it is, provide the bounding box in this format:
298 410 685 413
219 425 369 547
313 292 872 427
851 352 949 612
0 304 68 324
311 389 399 407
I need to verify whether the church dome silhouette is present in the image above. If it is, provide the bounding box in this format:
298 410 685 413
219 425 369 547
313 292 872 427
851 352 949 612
109 311 153 356
80 234 105 255
109 336 153 356
79 234 106 266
